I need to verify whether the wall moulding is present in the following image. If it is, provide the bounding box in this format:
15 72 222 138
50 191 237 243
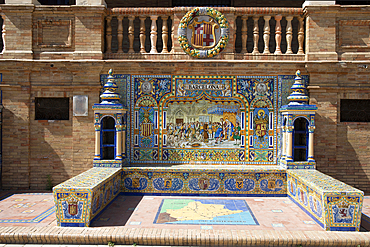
37 18 73 48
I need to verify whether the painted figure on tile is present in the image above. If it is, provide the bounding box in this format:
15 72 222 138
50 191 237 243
233 122 241 145
254 109 268 141
225 119 234 140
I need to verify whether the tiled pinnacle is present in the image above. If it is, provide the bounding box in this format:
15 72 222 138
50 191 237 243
287 70 309 105
100 69 120 104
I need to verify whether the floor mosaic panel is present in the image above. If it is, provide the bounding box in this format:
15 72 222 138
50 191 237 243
154 198 258 225
0 193 55 225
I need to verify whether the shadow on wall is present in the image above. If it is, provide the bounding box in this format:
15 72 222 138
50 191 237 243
3 106 70 190
314 111 370 194
28 117 71 190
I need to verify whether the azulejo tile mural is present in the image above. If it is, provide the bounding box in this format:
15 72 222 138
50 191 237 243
101 74 281 165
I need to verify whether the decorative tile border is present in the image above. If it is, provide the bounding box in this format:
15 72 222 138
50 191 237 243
121 166 287 196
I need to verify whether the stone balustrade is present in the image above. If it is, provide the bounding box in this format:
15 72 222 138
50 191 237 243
104 7 304 60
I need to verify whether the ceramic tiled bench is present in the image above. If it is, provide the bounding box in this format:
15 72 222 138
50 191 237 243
53 167 121 227
287 169 364 231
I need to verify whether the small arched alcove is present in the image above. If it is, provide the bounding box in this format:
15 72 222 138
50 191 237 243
101 116 116 160
293 117 309 162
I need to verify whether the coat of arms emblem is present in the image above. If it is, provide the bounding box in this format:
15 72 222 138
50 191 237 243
67 197 78 216
188 18 219 49
178 7 229 58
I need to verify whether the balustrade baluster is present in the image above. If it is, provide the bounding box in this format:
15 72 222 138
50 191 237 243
150 16 158 54
241 16 248 53
117 16 124 53
252 16 259 54
286 16 293 54
232 17 236 52
128 16 135 53
106 16 112 53
274 15 282 55
263 16 271 54
171 16 175 53
298 17 304 55
162 16 169 53
139 17 146 53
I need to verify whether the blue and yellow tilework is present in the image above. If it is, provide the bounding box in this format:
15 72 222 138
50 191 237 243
121 166 287 196
53 168 121 227
287 170 363 231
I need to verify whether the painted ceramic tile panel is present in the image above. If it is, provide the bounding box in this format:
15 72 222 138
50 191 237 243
121 169 287 196
124 75 277 165
325 193 363 231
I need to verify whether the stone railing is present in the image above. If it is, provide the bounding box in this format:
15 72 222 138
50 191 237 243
104 7 305 60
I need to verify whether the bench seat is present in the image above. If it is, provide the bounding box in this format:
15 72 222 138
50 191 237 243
287 170 363 231
53 167 121 227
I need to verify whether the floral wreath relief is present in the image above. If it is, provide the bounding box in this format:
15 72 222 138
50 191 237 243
178 7 229 58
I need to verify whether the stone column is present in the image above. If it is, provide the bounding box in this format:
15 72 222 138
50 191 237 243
139 17 146 53
106 16 112 53
297 17 305 55
252 16 260 54
162 16 169 53
308 127 315 161
128 16 135 53
116 131 122 160
95 130 100 160
241 16 248 53
263 16 271 54
150 16 158 54
285 16 293 54
286 127 293 161
117 16 124 53
274 15 282 55
282 126 286 159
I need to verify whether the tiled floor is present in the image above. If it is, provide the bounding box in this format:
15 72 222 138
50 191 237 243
90 195 324 231
0 191 368 233
0 191 56 227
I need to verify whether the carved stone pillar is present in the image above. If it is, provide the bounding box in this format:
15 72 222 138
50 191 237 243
150 16 158 54
286 16 293 54
263 15 271 54
241 16 248 53
252 16 260 54
117 16 124 53
162 16 169 53
139 17 146 53
297 16 305 55
106 16 112 53
128 16 135 53
274 15 282 55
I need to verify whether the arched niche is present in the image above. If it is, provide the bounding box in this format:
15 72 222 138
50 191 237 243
101 116 116 160
293 117 309 162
